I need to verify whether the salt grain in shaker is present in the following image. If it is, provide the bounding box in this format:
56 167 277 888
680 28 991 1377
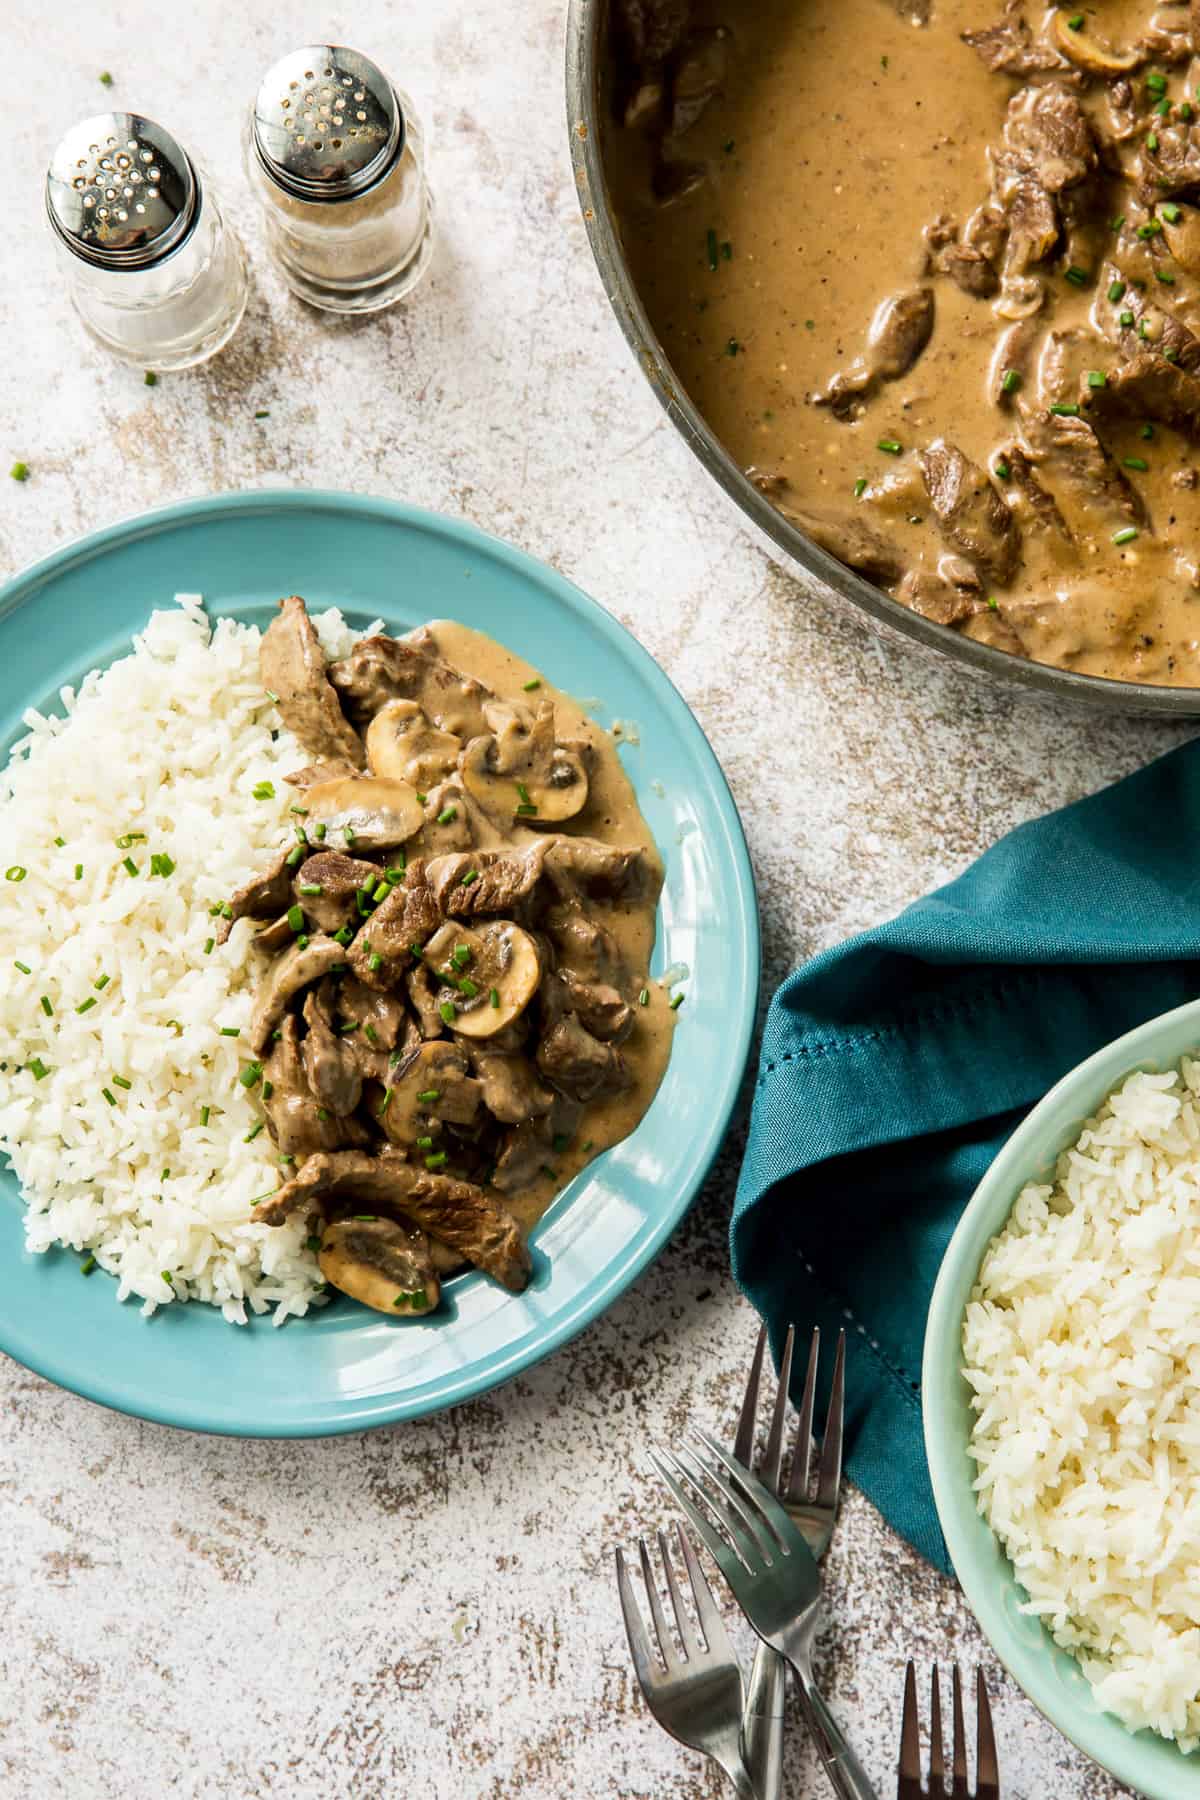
45 114 247 371
246 46 434 314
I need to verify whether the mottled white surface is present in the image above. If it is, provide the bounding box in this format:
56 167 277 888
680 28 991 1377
0 2 1174 1795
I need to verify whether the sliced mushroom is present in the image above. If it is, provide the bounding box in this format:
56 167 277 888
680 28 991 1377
459 699 589 825
377 1040 482 1146
421 919 542 1038
365 699 462 789
1050 9 1140 71
248 935 345 1054
304 774 425 852
317 1216 440 1316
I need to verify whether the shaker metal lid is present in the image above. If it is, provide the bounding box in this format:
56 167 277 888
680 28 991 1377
46 114 196 269
252 46 404 202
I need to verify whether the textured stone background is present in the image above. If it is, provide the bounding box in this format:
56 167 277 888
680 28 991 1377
0 2 1175 1795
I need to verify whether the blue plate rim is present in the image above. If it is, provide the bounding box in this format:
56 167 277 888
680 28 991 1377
0 487 761 1436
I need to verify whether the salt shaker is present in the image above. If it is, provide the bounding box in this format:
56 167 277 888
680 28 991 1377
246 45 434 315
45 113 247 372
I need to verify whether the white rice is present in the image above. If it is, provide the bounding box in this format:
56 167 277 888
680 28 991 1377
964 1059 1200 1748
0 595 375 1326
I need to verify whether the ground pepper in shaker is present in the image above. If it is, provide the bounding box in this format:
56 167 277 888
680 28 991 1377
246 46 434 314
45 113 247 371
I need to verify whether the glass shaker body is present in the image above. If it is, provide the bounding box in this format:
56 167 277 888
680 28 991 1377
246 50 434 315
53 177 247 371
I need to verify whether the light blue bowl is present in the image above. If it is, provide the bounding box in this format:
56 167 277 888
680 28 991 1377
0 490 760 1437
924 996 1200 1799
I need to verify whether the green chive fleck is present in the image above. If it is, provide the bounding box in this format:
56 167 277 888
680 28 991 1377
522 679 540 692
877 438 902 455
1108 280 1126 302
111 1074 131 1090
1050 403 1080 416
10 462 29 482
287 904 304 932
39 995 52 1016
706 227 718 272
75 997 97 1014
994 459 1011 481
853 477 868 498
439 1001 456 1025
1113 526 1140 545
1086 372 1107 389
1123 456 1149 471
489 987 500 1008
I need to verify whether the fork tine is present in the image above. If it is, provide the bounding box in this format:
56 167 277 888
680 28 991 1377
929 1666 945 1792
693 1426 798 1549
615 1548 659 1690
648 1447 748 1589
675 1523 736 1662
785 1326 820 1502
734 1322 767 1467
761 1323 795 1492
952 1665 968 1793
975 1670 999 1792
676 1441 774 1568
637 1537 680 1670
656 1529 694 1658
815 1328 846 1514
899 1661 922 1783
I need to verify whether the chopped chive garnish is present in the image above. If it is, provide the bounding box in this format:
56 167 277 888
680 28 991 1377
489 986 500 1008
338 1019 359 1034
287 904 304 932
251 780 275 800
460 870 479 887
409 942 424 958
265 689 281 704
29 1058 49 1081
1164 346 1180 362
417 1088 441 1104
317 1107 330 1121
203 938 215 957
1147 71 1167 93
313 821 327 840
516 803 538 816
552 1133 571 1154
1108 280 1126 302
122 856 138 877
993 458 1011 481
101 1085 115 1105
639 987 650 1006
522 679 540 692
1138 221 1163 238
244 1121 264 1142
439 1001 456 1025
1086 372 1107 389
299 883 323 896
1110 216 1125 232
364 1022 378 1044
1113 526 1139 544
1142 423 1155 439
344 825 356 844
53 836 65 847
424 1151 448 1170
1162 203 1182 224
1181 102 1194 121
75 997 97 1014
1154 97 1171 116
219 1026 240 1038
1064 265 1089 287
670 993 685 1010
334 925 353 946
114 832 144 849
378 1087 394 1116
111 1074 132 1090
74 863 83 881
39 995 52 1016
13 961 30 974
9 462 29 482
368 952 383 972
150 852 175 878
1123 455 1149 471
876 437 902 455
459 977 478 998
416 793 428 806
6 865 27 882
239 1061 263 1089
853 477 868 498
256 411 271 421
200 1106 210 1126
1147 133 1159 150
262 1080 274 1100
1156 269 1176 284
416 1135 434 1150
286 846 304 868
1066 11 1082 25
1050 403 1080 416
1119 309 1135 326
1001 370 1021 394
305 1235 321 1252
385 864 404 882
437 806 457 826
81 1256 96 1275
451 944 472 969
987 596 999 612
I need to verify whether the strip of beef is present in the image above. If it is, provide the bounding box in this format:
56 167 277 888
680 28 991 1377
897 558 985 627
337 974 413 1052
938 243 999 298
1000 84 1098 195
962 8 1066 75
248 935 346 1053
989 316 1044 405
491 1120 560 1194
261 1017 370 1158
814 289 935 416
218 845 294 945
260 596 364 769
669 27 728 137
1092 263 1200 374
1137 119 1200 201
1019 406 1150 531
767 501 907 586
996 178 1059 316
301 981 363 1117
426 845 548 916
346 860 443 990
556 969 635 1043
614 0 689 67
537 1010 631 1103
1136 11 1192 62
255 1148 532 1292
329 632 491 739
1006 448 1073 544
1084 354 1200 442
543 839 648 903
1107 80 1139 143
918 442 1022 584
293 850 385 936
283 759 360 790
545 907 627 989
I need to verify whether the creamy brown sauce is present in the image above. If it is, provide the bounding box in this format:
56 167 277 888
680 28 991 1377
607 0 1200 685
430 622 676 1236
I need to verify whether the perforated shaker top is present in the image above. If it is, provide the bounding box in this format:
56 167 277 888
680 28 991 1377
251 46 404 202
46 113 196 268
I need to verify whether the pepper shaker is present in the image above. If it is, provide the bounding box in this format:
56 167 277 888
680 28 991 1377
45 113 247 372
245 45 434 314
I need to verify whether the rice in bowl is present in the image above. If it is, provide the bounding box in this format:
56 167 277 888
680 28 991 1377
964 1059 1200 1749
0 596 372 1324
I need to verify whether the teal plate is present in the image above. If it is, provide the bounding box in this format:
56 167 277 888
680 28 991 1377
0 490 759 1436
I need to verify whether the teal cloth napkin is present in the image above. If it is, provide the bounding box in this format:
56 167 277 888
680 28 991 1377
730 738 1200 1574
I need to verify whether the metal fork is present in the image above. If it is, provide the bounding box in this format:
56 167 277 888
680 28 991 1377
615 1523 763 1798
898 1664 999 1800
737 1324 846 1800
651 1426 880 1800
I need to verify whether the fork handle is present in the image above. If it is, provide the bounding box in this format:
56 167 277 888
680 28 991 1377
742 1640 786 1800
791 1669 881 1800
